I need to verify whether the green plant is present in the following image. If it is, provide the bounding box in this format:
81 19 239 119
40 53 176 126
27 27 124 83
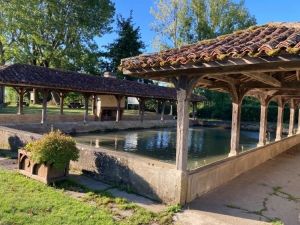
24 131 79 170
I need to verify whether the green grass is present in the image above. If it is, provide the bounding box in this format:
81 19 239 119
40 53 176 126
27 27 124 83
0 169 175 225
0 104 85 115
0 105 154 117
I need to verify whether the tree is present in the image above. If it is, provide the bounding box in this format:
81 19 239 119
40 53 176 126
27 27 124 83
150 0 192 49
151 0 256 49
0 0 115 74
105 12 145 79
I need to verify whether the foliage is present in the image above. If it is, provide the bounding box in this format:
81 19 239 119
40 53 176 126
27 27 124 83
25 131 79 170
4 87 18 104
151 0 256 49
0 0 115 73
105 12 145 79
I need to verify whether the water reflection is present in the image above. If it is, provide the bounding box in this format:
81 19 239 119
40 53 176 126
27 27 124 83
74 127 274 169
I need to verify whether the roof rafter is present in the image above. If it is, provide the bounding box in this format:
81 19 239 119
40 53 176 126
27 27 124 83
242 72 281 87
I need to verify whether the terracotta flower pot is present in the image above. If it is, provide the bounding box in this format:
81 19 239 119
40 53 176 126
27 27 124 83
18 149 69 184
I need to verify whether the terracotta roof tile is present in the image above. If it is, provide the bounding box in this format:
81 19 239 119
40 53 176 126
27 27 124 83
120 22 300 71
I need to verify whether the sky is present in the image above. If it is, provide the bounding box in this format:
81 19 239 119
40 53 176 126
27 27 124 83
97 0 300 53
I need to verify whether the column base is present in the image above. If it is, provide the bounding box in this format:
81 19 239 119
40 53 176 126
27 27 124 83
257 142 265 147
228 150 238 157
275 137 282 142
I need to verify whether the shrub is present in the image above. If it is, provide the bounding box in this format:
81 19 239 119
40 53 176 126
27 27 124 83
24 131 79 170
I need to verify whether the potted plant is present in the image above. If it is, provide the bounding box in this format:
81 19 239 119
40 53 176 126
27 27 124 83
18 131 79 184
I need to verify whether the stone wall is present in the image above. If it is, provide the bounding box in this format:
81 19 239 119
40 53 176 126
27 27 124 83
186 134 300 203
6 120 177 134
71 144 182 203
0 113 173 125
0 126 41 150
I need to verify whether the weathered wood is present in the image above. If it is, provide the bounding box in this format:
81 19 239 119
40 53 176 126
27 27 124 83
297 108 300 134
17 88 25 115
243 72 281 87
257 95 271 147
83 94 90 124
169 101 173 116
92 95 98 120
288 99 295 136
123 56 300 79
206 74 239 85
0 86 4 107
115 95 122 122
229 101 242 156
172 76 200 171
41 90 48 124
160 101 166 121
138 98 145 122
59 92 64 115
275 98 285 141
192 102 196 120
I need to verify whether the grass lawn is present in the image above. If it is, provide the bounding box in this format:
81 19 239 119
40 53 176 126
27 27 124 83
0 104 85 115
0 169 177 225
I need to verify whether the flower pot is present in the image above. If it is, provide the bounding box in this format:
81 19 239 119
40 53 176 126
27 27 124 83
18 149 69 184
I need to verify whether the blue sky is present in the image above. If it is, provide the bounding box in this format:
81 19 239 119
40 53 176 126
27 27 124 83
97 0 300 53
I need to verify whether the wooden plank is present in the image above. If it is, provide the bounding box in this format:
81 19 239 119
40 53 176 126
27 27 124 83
243 72 281 87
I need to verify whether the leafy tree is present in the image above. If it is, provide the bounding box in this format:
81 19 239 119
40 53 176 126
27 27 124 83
150 0 192 49
105 12 145 79
0 0 115 74
151 0 256 49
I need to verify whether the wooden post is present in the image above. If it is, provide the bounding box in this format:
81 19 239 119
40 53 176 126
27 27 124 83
138 98 145 122
228 85 244 157
115 95 122 122
192 102 196 120
41 90 48 125
257 95 271 147
59 92 64 115
172 76 198 172
288 99 295 137
169 101 173 116
275 98 284 141
0 86 4 108
160 101 166 121
297 107 300 134
92 94 98 120
229 101 242 156
83 94 89 124
17 88 25 115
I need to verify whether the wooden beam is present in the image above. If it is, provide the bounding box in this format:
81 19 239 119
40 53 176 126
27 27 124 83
243 72 281 87
205 74 239 85
123 55 300 78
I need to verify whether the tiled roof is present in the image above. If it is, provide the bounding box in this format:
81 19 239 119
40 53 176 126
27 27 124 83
120 22 300 70
0 64 204 102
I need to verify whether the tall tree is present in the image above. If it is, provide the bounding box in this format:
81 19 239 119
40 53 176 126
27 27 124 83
0 0 115 74
151 0 256 49
150 0 192 49
105 12 145 79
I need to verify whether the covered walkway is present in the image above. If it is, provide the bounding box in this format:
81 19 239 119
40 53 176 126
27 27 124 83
120 22 300 204
176 145 300 225
0 64 204 123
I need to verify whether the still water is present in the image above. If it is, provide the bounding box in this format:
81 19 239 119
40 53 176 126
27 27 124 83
74 127 274 169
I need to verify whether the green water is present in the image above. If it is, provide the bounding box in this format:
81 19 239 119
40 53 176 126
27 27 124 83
74 127 274 169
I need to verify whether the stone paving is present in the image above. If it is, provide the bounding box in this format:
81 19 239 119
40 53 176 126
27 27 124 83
175 146 300 225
